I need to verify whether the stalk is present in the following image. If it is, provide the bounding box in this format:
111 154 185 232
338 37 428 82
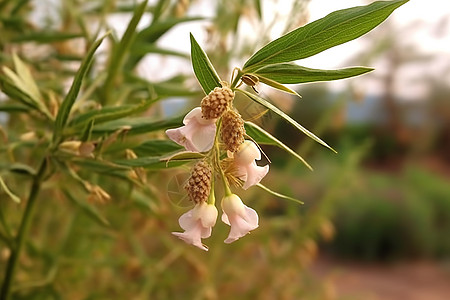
0 158 47 300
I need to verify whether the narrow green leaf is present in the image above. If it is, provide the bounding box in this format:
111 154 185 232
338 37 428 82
69 99 157 128
133 140 183 157
238 89 336 153
257 183 303 205
53 33 108 142
72 158 130 174
0 101 29 112
256 74 301 98
254 63 374 84
80 119 95 142
245 121 312 170
162 151 205 162
127 16 203 68
12 53 42 102
12 32 83 43
190 33 222 94
2 67 38 106
63 189 110 227
138 17 203 44
8 163 37 176
130 44 189 58
113 157 190 169
90 115 183 136
243 0 408 71
103 0 149 104
0 176 21 203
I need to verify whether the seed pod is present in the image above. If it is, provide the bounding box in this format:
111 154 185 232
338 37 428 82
201 86 234 119
185 160 212 204
221 109 245 152
241 74 259 93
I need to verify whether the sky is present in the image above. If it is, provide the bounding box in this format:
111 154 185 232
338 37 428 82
27 0 450 102
136 0 450 101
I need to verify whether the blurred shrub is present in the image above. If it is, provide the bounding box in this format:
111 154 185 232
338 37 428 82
328 167 450 261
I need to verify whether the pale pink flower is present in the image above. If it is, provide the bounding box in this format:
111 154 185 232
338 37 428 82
166 107 216 152
172 202 218 251
221 194 259 243
230 140 269 189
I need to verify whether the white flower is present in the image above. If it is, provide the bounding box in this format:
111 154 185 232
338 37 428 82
166 107 216 152
230 140 269 189
221 194 259 243
172 202 218 251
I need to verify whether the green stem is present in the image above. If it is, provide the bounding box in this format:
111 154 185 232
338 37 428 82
0 158 47 300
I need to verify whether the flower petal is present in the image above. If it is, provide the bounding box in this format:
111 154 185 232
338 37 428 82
177 208 197 230
224 206 259 244
166 107 216 152
241 163 269 190
172 225 209 251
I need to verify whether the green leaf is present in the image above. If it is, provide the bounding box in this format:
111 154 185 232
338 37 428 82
127 16 203 68
8 163 37 176
237 89 336 153
80 119 95 142
90 115 183 136
12 53 42 103
257 183 303 205
69 99 157 128
254 63 374 84
133 140 183 157
71 158 130 174
0 176 21 203
0 101 29 112
243 0 408 72
12 32 84 43
63 189 110 227
245 121 312 170
130 44 189 58
138 17 203 44
256 74 301 98
102 0 149 104
190 33 222 94
113 157 190 169
53 33 108 142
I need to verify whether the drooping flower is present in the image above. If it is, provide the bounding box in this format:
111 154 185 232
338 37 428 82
172 201 218 251
230 140 269 189
221 194 258 243
166 107 216 152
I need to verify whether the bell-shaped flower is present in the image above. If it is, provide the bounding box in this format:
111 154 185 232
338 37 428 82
166 107 216 152
230 140 269 189
221 194 259 243
172 201 218 251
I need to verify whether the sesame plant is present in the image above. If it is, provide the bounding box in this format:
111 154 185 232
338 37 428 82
0 0 407 298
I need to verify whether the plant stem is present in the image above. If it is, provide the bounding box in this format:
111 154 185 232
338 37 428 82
0 158 47 300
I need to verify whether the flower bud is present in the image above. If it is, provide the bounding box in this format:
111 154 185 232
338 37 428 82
201 86 234 119
221 109 245 152
185 160 212 204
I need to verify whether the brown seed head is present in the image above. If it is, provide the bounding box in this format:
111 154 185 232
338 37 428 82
201 86 234 119
185 160 212 204
221 110 245 152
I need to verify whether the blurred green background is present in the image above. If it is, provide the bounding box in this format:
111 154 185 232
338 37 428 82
1 0 450 299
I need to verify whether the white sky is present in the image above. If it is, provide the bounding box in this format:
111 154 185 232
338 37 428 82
139 0 450 101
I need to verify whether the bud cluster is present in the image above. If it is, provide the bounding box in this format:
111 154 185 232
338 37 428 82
185 160 212 203
201 86 234 119
221 109 245 152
